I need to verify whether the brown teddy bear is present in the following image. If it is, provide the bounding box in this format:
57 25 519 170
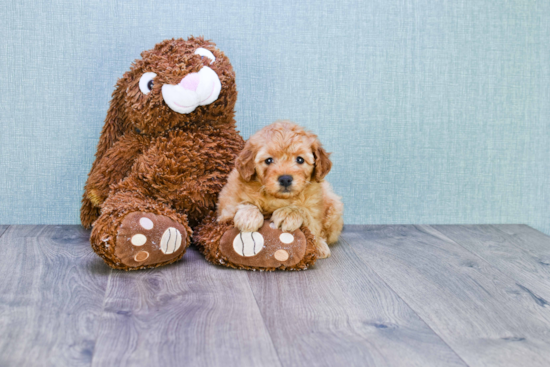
82 37 317 271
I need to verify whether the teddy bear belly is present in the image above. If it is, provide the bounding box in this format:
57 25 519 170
133 131 241 219
136 163 224 217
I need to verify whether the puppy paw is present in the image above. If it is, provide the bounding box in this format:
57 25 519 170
271 207 304 232
234 204 264 232
316 238 331 259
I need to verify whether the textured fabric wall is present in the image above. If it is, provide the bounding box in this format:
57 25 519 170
1 0 548 233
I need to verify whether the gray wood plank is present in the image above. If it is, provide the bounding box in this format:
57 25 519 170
91 246 281 367
0 225 109 367
246 236 467 367
343 225 550 367
435 225 550 302
497 224 550 258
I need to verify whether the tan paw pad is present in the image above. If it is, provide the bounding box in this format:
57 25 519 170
160 227 182 254
233 232 265 257
134 251 150 262
139 217 154 230
274 249 289 261
131 234 147 246
279 233 294 244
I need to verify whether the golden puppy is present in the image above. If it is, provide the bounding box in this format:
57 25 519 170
217 120 344 258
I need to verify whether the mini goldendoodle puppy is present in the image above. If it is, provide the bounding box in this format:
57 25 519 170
217 120 344 258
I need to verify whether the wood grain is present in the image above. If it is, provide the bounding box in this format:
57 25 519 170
0 225 109 367
3 224 550 366
498 224 550 259
91 246 281 367
435 225 550 301
343 225 550 367
246 237 466 367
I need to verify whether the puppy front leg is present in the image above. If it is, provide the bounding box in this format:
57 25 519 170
271 206 305 232
302 219 331 259
316 238 331 259
233 204 264 232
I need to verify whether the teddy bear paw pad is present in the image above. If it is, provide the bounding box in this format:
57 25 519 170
219 221 307 268
116 212 187 268
232 232 265 256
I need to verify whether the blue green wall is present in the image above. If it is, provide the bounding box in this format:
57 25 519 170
1 0 549 234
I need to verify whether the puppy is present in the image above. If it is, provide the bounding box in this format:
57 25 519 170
217 120 344 258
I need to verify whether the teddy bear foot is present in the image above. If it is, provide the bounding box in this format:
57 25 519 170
114 212 189 269
218 221 316 270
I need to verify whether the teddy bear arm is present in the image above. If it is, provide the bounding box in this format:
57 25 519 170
80 196 100 229
84 132 150 207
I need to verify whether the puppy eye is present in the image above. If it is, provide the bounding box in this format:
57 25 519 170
139 72 157 95
194 48 216 64
265 158 273 165
296 156 305 164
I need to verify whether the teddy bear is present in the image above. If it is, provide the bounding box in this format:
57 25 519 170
81 37 318 271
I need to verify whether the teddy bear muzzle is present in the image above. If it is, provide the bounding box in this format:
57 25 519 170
161 66 221 114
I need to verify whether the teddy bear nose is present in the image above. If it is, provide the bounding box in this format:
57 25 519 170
179 73 200 92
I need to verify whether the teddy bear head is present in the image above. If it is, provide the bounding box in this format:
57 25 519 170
107 37 237 137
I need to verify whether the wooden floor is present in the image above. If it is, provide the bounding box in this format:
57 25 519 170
1 225 550 366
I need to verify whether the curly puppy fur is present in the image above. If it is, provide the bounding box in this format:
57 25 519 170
216 121 344 258
81 37 244 270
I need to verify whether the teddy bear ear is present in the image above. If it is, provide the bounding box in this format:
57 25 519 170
93 80 130 163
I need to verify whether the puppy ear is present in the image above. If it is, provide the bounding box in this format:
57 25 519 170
236 145 256 181
312 142 332 182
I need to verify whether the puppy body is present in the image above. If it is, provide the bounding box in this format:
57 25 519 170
217 121 343 258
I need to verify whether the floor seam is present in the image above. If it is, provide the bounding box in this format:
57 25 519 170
340 231 471 367
0 225 10 240
89 265 114 367
426 224 550 296
490 224 550 255
244 273 285 367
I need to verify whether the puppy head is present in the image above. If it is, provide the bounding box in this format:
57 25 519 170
236 121 332 198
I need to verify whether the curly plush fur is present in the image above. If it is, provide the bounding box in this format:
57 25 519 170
82 37 320 271
82 37 244 270
194 215 318 271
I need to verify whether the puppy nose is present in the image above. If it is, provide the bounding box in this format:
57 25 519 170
278 175 293 187
179 73 200 92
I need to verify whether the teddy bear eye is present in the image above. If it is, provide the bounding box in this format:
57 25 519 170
296 156 305 164
194 48 216 64
139 72 157 95
265 158 273 165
